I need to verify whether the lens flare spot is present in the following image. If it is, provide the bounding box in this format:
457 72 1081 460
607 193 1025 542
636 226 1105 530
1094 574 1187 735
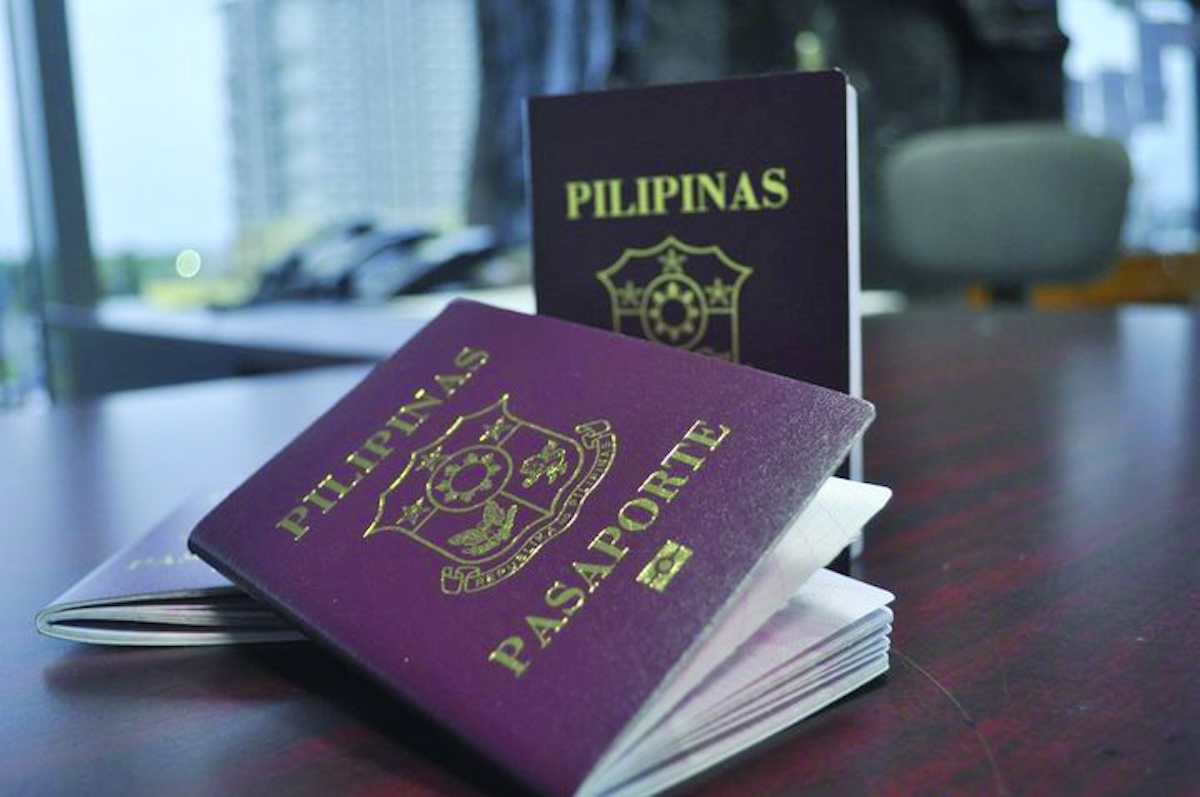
175 249 203 279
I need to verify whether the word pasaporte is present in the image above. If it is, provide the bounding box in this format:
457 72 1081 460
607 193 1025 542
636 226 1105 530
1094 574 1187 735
487 419 731 679
564 167 789 221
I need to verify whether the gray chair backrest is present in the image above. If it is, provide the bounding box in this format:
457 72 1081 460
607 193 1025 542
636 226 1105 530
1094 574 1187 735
881 124 1132 285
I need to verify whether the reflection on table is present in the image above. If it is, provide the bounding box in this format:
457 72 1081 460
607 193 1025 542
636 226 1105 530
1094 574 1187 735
3 305 1197 795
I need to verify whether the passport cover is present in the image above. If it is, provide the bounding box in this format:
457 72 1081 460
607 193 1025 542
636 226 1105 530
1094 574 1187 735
528 70 859 404
189 300 874 796
36 494 297 645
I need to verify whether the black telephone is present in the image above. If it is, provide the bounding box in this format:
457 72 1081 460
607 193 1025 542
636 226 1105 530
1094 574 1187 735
245 221 500 305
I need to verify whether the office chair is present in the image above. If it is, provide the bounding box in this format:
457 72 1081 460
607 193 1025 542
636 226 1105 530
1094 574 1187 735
880 123 1132 295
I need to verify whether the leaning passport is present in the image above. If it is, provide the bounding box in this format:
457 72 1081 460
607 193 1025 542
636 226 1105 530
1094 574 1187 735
528 71 861 476
189 300 890 796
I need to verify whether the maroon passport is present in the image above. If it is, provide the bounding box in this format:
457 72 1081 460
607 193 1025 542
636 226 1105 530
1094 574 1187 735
189 300 873 795
528 71 859 405
36 494 297 646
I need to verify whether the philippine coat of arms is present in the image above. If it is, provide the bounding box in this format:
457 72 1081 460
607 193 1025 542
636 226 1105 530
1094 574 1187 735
595 235 753 362
363 395 616 595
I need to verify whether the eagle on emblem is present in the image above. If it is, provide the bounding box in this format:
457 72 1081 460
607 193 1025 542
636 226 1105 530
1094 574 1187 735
447 499 519 557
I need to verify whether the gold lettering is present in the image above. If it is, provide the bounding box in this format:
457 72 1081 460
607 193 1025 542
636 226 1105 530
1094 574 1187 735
400 388 443 418
636 175 652 214
362 430 393 459
346 451 378 474
563 168 791 219
454 346 490 371
684 419 732 450
488 637 530 678
318 474 356 498
386 388 443 435
650 175 680 215
660 441 706 472
565 181 591 220
697 172 727 212
588 526 629 561
488 419 733 679
526 614 566 648
618 497 659 532
639 469 689 502
303 487 337 513
386 416 422 436
435 371 468 395
546 581 587 614
762 166 789 209
594 179 611 218
609 178 638 218
730 171 762 211
127 552 200 571
656 420 729 475
274 347 491 540
276 507 309 540
680 173 698 213
573 560 614 592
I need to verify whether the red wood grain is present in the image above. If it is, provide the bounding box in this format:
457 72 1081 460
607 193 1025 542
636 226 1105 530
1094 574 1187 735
3 307 1197 795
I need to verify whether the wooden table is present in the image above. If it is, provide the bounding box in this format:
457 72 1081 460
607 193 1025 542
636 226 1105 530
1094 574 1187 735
3 306 1197 795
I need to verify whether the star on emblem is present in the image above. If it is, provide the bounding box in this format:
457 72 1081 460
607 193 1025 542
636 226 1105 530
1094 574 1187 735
658 248 687 274
479 417 515 443
614 280 642 308
416 446 445 472
705 276 734 306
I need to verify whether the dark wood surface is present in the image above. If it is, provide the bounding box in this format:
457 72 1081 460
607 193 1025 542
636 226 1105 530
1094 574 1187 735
3 306 1197 796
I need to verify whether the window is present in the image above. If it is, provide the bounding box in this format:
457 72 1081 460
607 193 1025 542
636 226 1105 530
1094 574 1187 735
1061 0 1199 252
0 4 40 406
67 0 479 305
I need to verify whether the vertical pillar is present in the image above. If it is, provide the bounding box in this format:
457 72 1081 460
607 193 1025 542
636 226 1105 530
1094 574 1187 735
7 0 97 399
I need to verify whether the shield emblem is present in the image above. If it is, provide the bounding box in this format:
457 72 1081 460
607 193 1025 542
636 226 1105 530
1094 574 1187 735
596 235 754 362
364 395 616 595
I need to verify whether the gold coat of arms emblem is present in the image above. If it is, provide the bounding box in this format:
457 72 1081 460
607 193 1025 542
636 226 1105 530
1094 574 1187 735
363 395 616 595
596 235 753 362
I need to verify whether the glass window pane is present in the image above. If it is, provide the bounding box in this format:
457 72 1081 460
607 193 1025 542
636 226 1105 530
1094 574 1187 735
68 0 233 298
1 3 41 406
1061 0 1199 252
68 0 479 305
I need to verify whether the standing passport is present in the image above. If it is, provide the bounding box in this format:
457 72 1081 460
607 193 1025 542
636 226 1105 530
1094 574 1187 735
190 300 885 796
529 70 861 479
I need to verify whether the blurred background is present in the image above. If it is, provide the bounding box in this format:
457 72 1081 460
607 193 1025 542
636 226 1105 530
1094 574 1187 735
2 0 1197 406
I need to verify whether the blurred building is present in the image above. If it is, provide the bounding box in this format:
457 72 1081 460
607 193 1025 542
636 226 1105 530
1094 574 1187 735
1062 0 1198 252
222 0 479 231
